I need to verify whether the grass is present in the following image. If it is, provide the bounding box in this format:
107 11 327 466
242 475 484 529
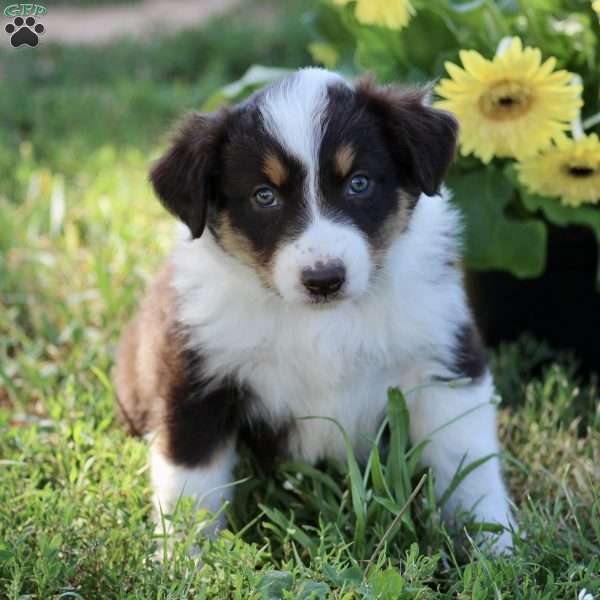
1 1 599 598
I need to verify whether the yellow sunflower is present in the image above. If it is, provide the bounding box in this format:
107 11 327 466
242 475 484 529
517 134 600 206
333 0 415 30
435 38 582 163
594 0 600 15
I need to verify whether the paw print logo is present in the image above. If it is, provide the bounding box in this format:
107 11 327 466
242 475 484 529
5 16 45 48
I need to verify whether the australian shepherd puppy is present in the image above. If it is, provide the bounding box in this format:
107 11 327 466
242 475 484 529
114 68 513 552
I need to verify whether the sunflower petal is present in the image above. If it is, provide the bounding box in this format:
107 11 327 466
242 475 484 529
439 37 583 163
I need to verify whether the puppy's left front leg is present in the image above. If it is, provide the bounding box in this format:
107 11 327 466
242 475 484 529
407 372 513 552
151 435 238 539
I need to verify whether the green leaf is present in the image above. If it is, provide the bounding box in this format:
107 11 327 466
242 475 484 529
373 495 402 515
323 564 363 588
354 26 409 82
521 191 600 289
202 65 291 111
438 453 496 509
520 189 600 234
368 567 405 599
372 496 417 538
510 163 600 287
310 0 356 53
406 438 430 475
0 548 13 561
297 581 331 600
282 460 343 498
447 167 547 278
386 388 410 503
422 0 506 52
370 444 393 500
309 42 340 68
259 505 317 555
396 10 458 76
257 570 294 599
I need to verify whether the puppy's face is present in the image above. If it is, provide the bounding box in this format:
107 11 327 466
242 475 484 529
151 69 457 305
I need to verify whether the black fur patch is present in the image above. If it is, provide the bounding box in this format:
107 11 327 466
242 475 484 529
163 348 245 467
213 102 308 265
318 84 407 242
163 344 294 468
355 77 458 198
452 322 487 380
239 420 292 472
150 111 230 238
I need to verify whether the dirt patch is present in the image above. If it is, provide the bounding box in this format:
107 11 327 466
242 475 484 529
36 0 241 45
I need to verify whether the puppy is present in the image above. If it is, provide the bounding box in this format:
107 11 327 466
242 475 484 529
114 68 513 552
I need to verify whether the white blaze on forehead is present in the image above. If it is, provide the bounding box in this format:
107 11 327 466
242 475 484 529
259 68 349 214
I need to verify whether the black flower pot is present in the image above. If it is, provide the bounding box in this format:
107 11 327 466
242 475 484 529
467 223 600 374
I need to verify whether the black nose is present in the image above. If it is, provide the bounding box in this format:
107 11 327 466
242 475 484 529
301 262 346 297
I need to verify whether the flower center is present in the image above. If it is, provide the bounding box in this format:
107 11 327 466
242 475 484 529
566 165 596 178
478 80 533 121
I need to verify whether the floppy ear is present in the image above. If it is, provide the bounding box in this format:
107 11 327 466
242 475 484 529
356 77 458 197
150 111 228 238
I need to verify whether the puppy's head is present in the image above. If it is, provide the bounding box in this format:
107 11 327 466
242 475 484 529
151 68 457 305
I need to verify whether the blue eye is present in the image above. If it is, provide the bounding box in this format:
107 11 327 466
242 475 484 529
347 174 371 196
253 186 279 208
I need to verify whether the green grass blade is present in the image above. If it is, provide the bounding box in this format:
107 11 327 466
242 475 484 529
438 453 497 510
282 460 343 498
259 504 317 555
369 444 393 501
386 388 411 503
298 416 366 557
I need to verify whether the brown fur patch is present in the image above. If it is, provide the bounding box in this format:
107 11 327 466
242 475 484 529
334 144 355 178
114 262 182 436
263 152 288 187
218 214 275 289
371 189 417 266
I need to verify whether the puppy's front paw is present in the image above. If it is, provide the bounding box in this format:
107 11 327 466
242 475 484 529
446 484 516 555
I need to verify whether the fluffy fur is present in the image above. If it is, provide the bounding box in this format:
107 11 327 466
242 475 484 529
114 67 514 553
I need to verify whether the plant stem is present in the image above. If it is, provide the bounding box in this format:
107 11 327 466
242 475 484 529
363 472 428 579
582 112 600 130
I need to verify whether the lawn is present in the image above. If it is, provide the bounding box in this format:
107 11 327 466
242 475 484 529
1 2 599 598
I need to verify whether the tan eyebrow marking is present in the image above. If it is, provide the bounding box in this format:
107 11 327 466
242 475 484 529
334 144 355 178
263 152 288 187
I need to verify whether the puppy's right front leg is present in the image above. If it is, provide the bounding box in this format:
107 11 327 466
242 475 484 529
150 381 241 549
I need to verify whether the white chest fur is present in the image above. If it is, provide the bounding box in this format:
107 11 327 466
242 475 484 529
171 192 468 464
